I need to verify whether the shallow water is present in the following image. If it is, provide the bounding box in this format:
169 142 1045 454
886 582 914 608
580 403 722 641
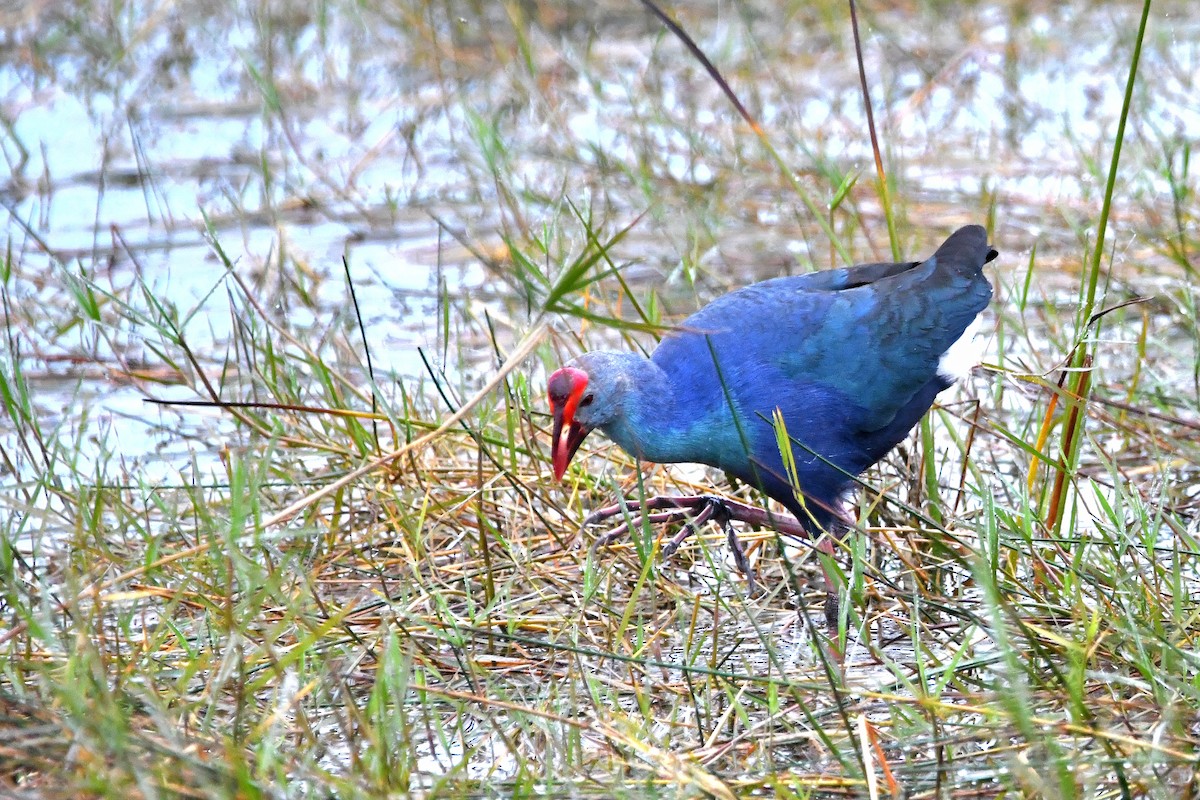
2 0 1196 480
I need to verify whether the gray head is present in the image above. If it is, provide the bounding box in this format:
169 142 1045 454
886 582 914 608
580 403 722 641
546 351 637 479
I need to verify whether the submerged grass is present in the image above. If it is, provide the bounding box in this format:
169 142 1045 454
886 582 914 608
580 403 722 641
2 0 1200 797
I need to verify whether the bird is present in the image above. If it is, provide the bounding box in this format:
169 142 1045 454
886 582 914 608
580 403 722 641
548 225 996 618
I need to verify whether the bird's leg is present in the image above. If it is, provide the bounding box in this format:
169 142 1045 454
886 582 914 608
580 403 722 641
818 501 857 628
585 494 852 623
817 534 839 628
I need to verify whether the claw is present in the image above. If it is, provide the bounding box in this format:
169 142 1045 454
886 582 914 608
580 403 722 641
584 494 766 589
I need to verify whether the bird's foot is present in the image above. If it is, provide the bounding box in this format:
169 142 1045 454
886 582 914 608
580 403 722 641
584 494 798 591
584 494 809 539
655 497 760 592
584 495 709 549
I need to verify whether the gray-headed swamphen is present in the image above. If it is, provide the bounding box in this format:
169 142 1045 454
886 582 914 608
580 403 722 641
548 224 997 621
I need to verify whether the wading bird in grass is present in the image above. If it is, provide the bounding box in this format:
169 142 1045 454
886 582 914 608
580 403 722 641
548 225 996 624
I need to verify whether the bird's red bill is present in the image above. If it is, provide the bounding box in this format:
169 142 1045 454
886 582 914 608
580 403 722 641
548 367 590 480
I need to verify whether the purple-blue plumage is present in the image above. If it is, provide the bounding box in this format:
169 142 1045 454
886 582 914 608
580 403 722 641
549 225 997 535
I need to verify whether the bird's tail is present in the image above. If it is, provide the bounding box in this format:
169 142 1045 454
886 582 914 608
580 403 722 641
931 224 999 278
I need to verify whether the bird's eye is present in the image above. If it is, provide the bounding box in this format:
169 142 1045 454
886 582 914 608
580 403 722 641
579 394 594 407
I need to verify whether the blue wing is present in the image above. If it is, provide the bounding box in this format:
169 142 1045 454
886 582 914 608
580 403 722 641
649 225 995 515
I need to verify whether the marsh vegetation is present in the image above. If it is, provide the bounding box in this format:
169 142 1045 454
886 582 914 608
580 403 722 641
2 0 1198 796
